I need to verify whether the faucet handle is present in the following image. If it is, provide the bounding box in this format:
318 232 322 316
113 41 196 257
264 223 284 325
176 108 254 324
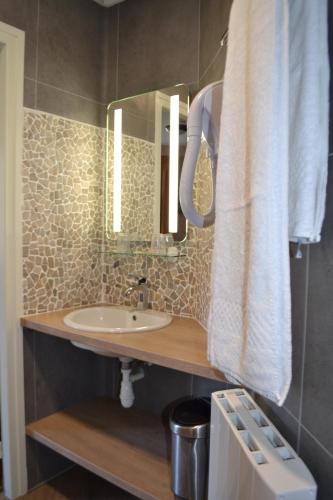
127 274 147 285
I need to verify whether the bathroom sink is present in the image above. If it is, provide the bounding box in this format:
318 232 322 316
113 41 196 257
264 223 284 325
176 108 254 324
64 305 172 333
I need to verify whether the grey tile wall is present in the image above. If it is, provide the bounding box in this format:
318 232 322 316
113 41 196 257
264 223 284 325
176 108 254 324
329 0 333 153
133 365 193 416
0 0 108 126
116 0 200 100
199 47 227 90
303 182 333 457
198 0 231 90
299 428 333 500
26 439 72 491
0 0 39 79
23 328 115 488
282 244 309 418
133 365 230 420
38 0 104 102
102 0 200 103
0 0 201 122
191 375 229 398
36 82 105 126
102 7 119 104
24 328 115 423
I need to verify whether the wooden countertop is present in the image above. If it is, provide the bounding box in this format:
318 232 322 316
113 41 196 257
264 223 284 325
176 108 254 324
21 307 226 382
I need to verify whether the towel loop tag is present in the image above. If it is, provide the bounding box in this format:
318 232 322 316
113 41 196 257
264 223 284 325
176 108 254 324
294 242 303 259
292 238 308 259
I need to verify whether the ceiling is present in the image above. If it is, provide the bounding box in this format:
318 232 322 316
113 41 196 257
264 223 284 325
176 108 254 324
92 0 126 7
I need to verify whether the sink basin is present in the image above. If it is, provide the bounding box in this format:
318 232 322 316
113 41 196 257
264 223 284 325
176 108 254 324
64 305 172 333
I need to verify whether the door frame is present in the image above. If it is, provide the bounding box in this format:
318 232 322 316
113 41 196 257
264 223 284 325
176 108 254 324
0 21 27 498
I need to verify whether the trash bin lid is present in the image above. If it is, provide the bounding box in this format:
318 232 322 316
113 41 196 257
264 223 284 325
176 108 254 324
170 398 211 438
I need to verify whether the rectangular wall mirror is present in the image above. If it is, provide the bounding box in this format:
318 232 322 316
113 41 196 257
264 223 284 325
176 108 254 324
105 84 189 247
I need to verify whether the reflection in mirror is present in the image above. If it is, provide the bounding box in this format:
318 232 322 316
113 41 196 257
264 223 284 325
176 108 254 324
105 85 189 250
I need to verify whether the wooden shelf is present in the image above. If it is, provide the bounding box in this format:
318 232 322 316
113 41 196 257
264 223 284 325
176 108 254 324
26 398 173 500
21 308 226 382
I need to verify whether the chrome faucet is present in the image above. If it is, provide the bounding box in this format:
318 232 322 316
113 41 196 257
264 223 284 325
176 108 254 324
124 275 148 310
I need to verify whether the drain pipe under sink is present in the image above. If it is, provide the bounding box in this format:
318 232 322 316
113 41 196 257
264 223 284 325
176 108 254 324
119 357 145 408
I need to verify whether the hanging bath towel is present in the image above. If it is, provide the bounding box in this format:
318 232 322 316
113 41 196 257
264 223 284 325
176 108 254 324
288 0 329 243
208 0 291 405
208 0 329 406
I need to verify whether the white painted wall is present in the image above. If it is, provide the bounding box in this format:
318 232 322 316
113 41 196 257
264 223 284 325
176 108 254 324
0 21 27 499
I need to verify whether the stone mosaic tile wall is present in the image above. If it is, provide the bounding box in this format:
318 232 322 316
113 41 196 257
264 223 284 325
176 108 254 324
102 144 214 324
102 243 197 317
22 110 213 324
192 146 215 327
192 224 214 327
22 110 104 314
106 132 156 241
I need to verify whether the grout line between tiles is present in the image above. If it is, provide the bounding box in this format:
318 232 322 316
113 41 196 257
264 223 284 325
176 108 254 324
300 424 333 460
29 465 75 493
199 45 223 83
282 404 300 425
101 103 107 303
32 331 37 422
34 0 40 109
296 244 310 453
101 10 109 107
23 107 104 131
190 374 194 397
197 0 201 84
115 5 120 100
37 80 105 105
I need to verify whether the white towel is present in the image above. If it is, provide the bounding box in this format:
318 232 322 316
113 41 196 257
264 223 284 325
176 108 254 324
288 0 329 243
208 0 291 405
208 0 329 405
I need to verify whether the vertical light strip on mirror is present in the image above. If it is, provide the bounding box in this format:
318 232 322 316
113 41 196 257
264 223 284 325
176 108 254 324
168 94 179 233
113 108 122 233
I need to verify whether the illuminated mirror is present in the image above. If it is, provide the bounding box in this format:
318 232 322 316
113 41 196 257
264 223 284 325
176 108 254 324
105 85 189 246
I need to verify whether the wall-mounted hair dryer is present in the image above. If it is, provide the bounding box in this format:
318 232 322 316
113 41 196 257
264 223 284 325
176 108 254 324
180 80 222 228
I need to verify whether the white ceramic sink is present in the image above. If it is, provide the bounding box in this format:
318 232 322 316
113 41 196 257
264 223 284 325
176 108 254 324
64 305 172 333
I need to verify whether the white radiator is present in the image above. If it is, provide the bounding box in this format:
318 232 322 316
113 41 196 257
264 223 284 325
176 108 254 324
208 389 317 500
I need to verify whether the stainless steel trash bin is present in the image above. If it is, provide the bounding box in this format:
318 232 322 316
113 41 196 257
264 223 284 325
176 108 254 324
170 398 211 500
